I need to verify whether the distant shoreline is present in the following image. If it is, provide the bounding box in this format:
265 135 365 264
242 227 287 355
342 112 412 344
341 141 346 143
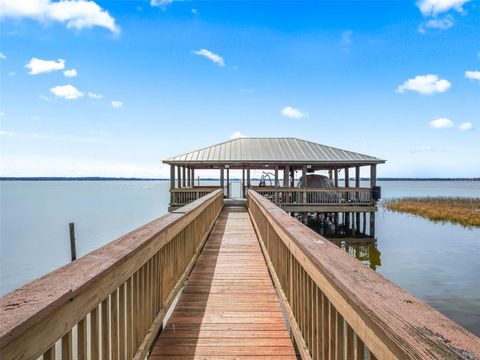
1 177 479 182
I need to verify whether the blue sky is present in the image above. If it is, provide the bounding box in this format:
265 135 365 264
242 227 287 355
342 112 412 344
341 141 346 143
0 0 479 178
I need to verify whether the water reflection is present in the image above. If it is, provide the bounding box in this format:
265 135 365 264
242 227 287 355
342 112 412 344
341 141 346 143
306 213 382 271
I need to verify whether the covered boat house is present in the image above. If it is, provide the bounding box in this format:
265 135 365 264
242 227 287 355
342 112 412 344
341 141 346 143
164 138 385 233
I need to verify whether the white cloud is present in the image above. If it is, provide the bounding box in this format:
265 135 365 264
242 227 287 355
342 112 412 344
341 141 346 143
26 58 65 75
0 0 120 34
50 84 84 100
281 106 308 119
0 52 6 59
230 131 247 139
150 0 173 7
417 0 470 16
430 118 454 128
39 94 53 102
63 68 77 77
111 100 123 108
193 49 225 67
0 130 15 136
88 92 103 99
465 70 480 81
459 122 474 130
396 74 451 95
424 16 454 30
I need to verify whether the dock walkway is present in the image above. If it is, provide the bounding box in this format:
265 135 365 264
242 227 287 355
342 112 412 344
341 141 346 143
149 207 297 359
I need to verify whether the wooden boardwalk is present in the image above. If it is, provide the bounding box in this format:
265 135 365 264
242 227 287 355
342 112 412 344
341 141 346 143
150 207 297 359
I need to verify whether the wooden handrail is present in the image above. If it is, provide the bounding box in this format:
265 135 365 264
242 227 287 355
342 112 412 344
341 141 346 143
0 189 223 360
251 186 372 192
170 186 220 192
247 189 480 359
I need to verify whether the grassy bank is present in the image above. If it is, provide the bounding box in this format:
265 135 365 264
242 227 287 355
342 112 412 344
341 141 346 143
383 197 480 227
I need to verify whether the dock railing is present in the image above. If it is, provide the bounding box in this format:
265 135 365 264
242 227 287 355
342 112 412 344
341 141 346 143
247 189 480 360
169 186 220 208
0 189 223 360
252 186 373 207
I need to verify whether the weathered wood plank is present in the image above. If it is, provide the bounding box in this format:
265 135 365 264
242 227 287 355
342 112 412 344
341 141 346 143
149 208 295 358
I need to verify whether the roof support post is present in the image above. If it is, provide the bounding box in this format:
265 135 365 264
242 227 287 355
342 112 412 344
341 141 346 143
220 166 225 194
247 167 251 189
355 166 360 188
329 169 333 180
274 166 279 203
242 168 245 198
370 164 377 188
334 169 339 187
170 165 175 190
302 165 307 205
290 168 295 187
182 166 186 188
284 166 289 188
226 167 230 198
177 165 181 188
191 168 195 187
345 167 349 188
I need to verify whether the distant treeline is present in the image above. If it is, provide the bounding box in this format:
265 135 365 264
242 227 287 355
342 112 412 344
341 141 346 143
1 177 479 181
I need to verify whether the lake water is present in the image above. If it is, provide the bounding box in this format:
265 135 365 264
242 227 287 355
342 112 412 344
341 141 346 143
1 180 479 335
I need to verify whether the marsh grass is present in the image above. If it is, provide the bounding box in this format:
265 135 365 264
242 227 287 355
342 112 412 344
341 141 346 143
382 197 480 228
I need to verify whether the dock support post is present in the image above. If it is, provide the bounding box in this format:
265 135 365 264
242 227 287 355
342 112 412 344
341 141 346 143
363 212 367 234
69 223 77 261
370 212 375 237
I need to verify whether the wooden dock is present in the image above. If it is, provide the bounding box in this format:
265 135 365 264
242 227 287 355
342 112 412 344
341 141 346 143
2 189 480 360
150 207 297 359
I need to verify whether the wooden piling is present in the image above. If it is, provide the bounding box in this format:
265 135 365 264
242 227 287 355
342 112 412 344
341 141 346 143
69 223 77 261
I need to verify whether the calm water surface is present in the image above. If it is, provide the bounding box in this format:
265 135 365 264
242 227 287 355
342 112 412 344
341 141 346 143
1 180 479 335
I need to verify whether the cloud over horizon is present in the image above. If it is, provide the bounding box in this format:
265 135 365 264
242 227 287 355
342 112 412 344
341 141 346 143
396 74 451 95
193 49 225 67
281 106 308 119
430 118 454 128
50 84 84 100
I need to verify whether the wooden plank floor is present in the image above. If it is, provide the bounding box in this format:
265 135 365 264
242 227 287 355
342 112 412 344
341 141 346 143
150 207 297 360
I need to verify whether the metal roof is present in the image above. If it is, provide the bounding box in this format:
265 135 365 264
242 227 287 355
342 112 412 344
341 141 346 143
164 137 385 166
